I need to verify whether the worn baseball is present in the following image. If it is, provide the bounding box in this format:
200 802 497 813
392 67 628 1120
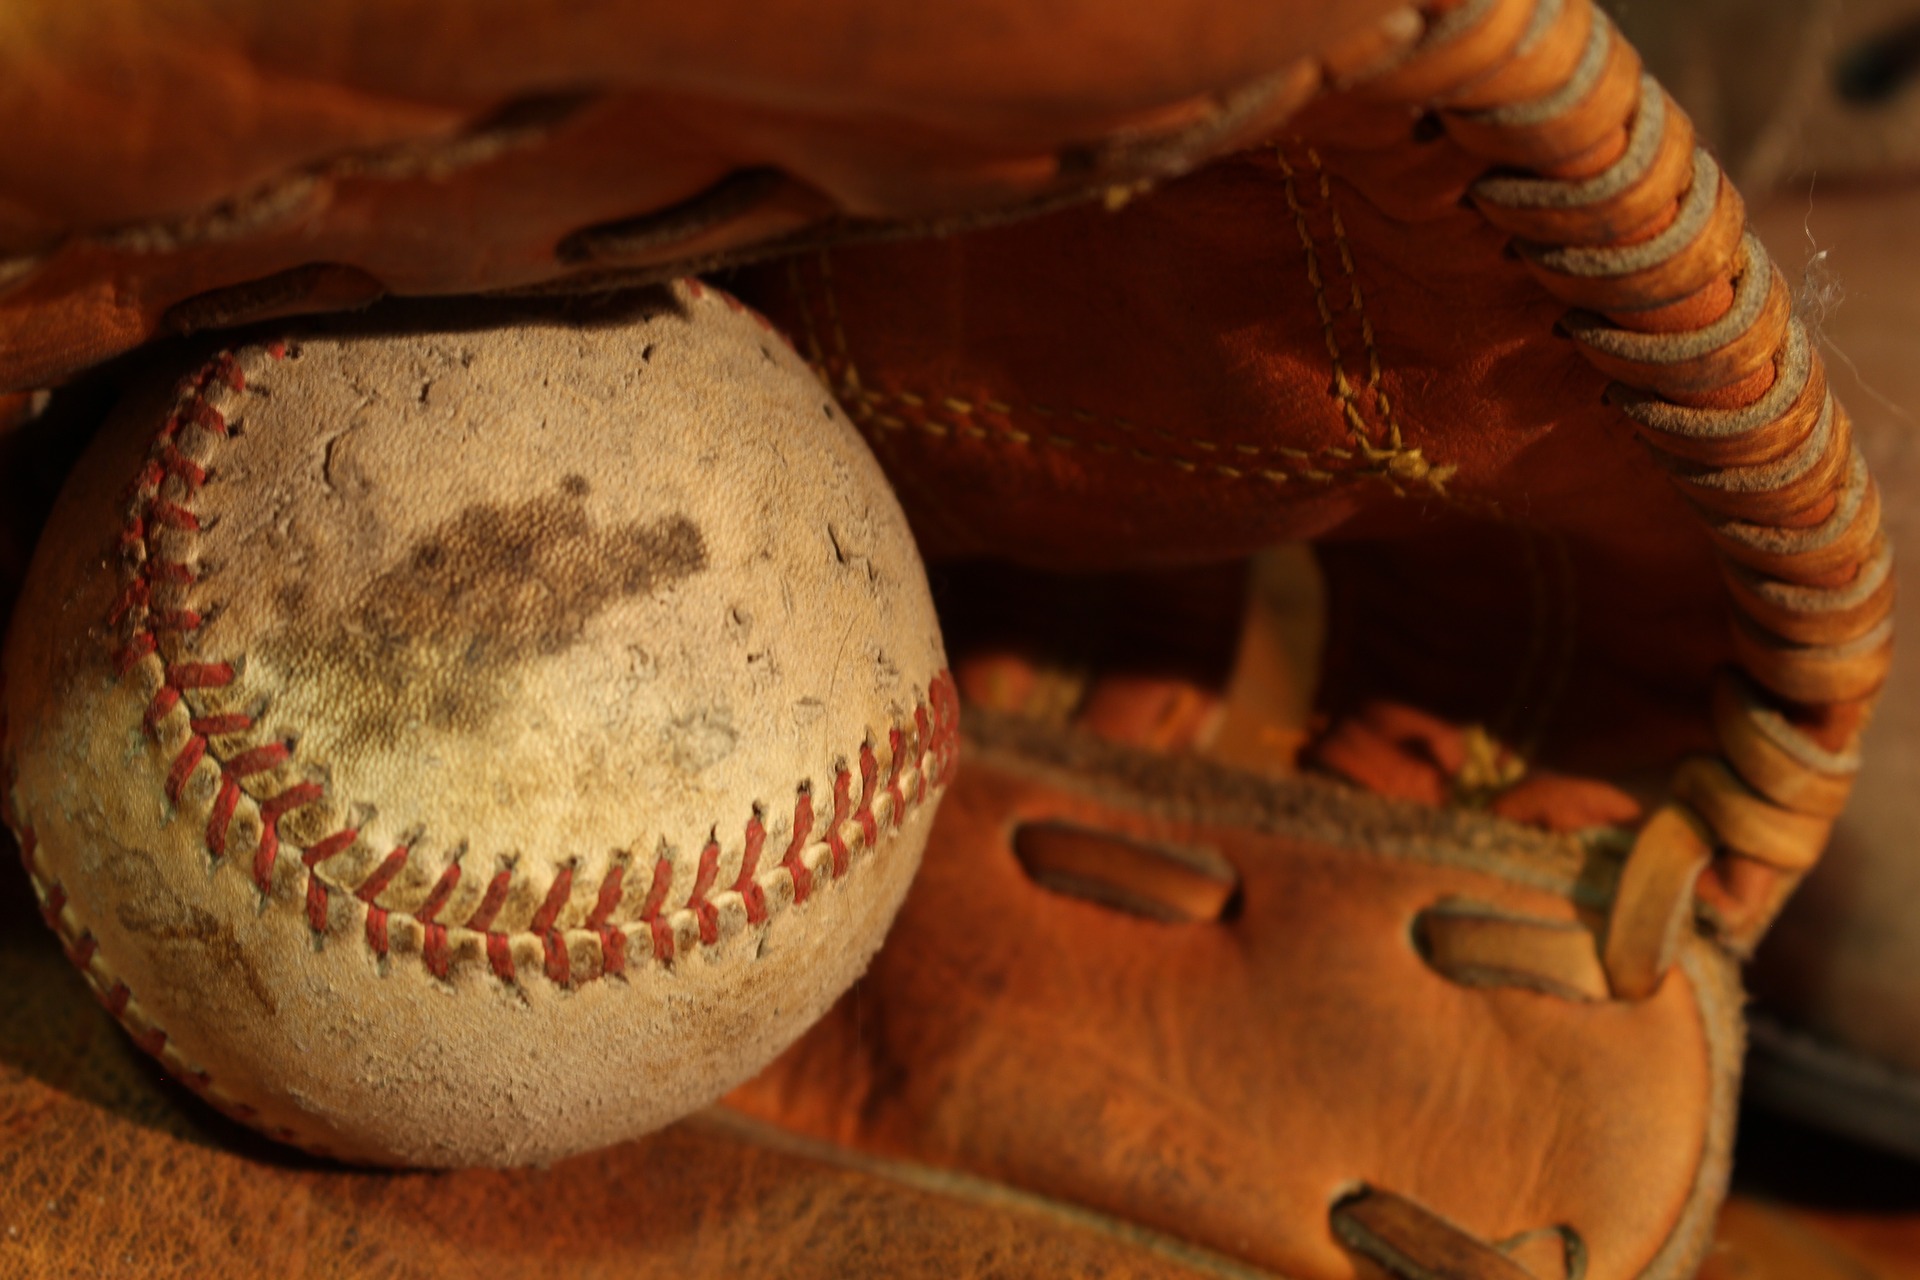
1 282 955 1167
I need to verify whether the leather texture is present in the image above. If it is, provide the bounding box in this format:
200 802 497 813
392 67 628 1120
1740 183 1920 1156
736 2 1894 964
0 0 1900 1272
735 713 1741 1280
735 78 1730 785
0 709 1743 1278
0 0 1412 393
0 863 1251 1280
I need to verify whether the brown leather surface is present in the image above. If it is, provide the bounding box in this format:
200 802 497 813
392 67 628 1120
735 86 1731 783
1 719 1741 1278
21 784 1920 1280
0 0 1413 393
0 1 1899 1273
731 718 1740 1280
0 0 1876 892
0 840 1211 1280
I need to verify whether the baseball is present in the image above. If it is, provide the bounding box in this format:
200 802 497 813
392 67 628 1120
0 281 954 1167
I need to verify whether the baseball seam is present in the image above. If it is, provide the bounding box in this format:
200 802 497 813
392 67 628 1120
3 794 299 1145
90 289 958 994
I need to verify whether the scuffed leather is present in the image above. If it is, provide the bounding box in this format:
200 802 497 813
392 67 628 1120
0 0 1819 1271
735 86 1730 785
730 716 1741 1279
0 711 1741 1277
0 0 1412 393
0 867 1235 1279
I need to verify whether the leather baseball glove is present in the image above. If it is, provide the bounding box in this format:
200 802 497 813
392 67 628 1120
1620 0 1920 1170
0 1 1889 1276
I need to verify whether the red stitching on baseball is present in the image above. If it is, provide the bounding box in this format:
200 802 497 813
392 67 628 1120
586 861 627 979
179 398 230 438
417 861 463 978
303 828 358 866
466 869 512 933
470 866 519 978
159 443 208 488
147 500 201 531
357 847 411 904
65 331 957 1015
598 926 627 978
735 811 769 925
783 788 816 904
422 921 452 978
689 837 723 945
253 780 324 893
912 705 932 804
932 674 961 784
40 879 66 927
306 874 330 934
486 932 515 982
166 735 207 802
357 847 411 960
855 744 880 850
827 768 854 879
167 661 234 689
109 580 148 625
206 776 242 857
884 727 907 831
143 686 181 734
640 855 675 963
418 862 462 918
532 866 575 985
115 633 156 674
225 741 289 777
364 910 393 958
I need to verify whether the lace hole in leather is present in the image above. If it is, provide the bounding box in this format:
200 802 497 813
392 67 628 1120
1010 820 1241 923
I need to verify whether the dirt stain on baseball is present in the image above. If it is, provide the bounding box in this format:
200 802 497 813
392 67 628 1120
260 476 707 757
115 890 280 1019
